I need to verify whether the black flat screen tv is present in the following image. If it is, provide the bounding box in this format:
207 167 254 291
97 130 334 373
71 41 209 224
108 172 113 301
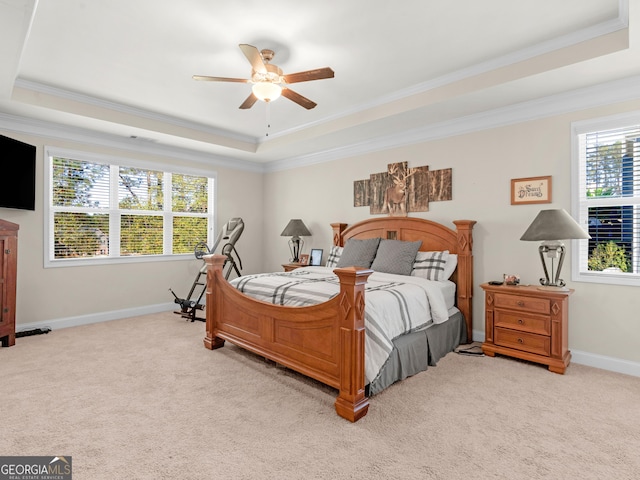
0 134 36 211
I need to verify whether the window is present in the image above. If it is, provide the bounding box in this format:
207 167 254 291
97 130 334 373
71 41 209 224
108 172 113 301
572 114 640 286
45 148 215 267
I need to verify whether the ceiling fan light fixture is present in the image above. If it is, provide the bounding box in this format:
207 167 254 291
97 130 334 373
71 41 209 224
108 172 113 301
252 81 282 102
194 44 332 109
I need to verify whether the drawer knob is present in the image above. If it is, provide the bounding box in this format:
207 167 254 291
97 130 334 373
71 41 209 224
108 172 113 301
518 319 524 325
517 301 525 306
517 338 524 344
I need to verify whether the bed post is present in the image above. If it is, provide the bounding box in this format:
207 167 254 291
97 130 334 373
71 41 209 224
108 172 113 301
453 220 476 343
203 254 227 350
330 223 348 247
333 266 373 422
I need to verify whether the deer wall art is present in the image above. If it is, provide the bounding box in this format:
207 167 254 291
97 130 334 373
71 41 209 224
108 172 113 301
353 162 452 216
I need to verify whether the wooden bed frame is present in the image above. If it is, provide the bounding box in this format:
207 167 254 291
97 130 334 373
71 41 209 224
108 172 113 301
204 217 475 422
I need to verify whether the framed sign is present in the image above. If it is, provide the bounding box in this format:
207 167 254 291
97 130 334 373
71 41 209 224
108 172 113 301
511 176 552 205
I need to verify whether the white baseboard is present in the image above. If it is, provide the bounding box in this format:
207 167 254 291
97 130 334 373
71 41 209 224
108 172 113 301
570 350 640 378
15 302 176 333
472 329 640 378
17 313 640 379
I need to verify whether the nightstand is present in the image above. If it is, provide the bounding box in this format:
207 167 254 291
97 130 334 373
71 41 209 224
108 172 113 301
481 283 574 374
282 263 305 272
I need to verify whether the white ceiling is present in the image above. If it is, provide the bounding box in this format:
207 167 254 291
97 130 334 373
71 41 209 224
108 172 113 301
0 0 637 170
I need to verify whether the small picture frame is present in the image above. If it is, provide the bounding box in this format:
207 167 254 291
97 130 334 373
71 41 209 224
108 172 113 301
310 248 323 266
299 254 310 265
511 176 552 205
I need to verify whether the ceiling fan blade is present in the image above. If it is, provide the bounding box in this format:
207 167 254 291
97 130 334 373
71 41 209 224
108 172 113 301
283 67 334 84
239 44 267 74
281 88 317 109
239 93 258 109
192 75 249 83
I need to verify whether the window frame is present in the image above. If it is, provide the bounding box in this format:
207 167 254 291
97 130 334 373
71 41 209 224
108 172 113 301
44 146 217 268
571 112 640 287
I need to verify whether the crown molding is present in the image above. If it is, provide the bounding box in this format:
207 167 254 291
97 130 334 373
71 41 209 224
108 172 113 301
265 73 640 172
12 1 628 152
5 72 640 175
3 1 632 174
0 112 264 173
5 72 640 176
261 0 629 143
13 77 258 145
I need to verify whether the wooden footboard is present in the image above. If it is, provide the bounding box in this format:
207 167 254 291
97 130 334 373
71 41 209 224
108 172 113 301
204 217 475 422
204 254 373 422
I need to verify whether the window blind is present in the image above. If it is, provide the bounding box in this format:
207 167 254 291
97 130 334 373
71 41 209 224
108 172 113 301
47 153 214 265
577 126 640 276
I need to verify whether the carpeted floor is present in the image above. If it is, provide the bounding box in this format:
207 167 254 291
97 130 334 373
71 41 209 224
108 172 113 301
1 311 639 479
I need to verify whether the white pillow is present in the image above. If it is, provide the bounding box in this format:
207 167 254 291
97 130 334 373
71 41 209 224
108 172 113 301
443 253 458 280
325 245 343 268
411 250 449 281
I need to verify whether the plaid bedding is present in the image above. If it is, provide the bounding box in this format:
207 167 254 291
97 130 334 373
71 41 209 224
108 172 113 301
230 266 451 386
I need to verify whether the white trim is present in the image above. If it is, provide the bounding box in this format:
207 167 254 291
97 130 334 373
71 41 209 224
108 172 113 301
261 2 629 143
268 74 640 172
14 6 628 152
6 71 640 175
17 310 640 378
571 349 640 378
571 110 640 135
14 78 256 145
15 303 175 333
0 112 264 173
43 146 216 268
472 328 485 343
571 113 640 286
45 145 219 177
6 1 630 173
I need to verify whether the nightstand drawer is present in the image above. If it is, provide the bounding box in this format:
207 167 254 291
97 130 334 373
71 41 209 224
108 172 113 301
494 293 550 315
495 327 551 356
494 310 551 336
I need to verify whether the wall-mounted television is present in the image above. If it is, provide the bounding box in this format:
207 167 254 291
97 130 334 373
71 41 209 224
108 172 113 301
0 134 36 211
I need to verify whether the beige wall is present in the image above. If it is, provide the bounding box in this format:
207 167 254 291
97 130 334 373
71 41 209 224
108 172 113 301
0 132 264 326
3 97 639 367
264 100 640 365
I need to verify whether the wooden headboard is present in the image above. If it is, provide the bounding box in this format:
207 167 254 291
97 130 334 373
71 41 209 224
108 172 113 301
331 217 476 343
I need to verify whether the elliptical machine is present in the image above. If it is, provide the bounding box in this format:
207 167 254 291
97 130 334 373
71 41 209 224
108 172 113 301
170 217 244 322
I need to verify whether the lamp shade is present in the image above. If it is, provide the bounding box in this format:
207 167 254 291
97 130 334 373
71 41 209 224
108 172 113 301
281 219 311 237
520 209 591 241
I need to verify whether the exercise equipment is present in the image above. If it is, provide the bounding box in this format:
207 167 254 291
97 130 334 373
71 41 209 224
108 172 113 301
170 217 244 322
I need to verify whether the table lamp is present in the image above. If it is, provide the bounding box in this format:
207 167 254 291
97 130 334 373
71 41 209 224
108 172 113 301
281 219 311 263
520 209 591 289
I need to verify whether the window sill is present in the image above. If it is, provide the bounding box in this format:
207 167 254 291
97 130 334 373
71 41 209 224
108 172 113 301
572 270 640 287
44 253 195 269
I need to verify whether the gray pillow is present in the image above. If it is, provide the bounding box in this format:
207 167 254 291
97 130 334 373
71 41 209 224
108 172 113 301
336 237 381 268
370 239 422 275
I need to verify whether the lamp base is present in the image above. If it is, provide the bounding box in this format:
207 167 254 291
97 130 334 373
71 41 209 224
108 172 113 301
537 243 568 291
536 285 570 292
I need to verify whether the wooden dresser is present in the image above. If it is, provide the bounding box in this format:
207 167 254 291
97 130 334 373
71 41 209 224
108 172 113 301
481 283 573 374
0 219 18 347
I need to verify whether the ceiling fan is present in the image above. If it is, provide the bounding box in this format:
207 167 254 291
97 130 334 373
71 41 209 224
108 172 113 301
193 44 334 110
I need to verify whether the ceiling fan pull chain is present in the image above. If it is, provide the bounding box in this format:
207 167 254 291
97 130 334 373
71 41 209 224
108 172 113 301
266 102 271 137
